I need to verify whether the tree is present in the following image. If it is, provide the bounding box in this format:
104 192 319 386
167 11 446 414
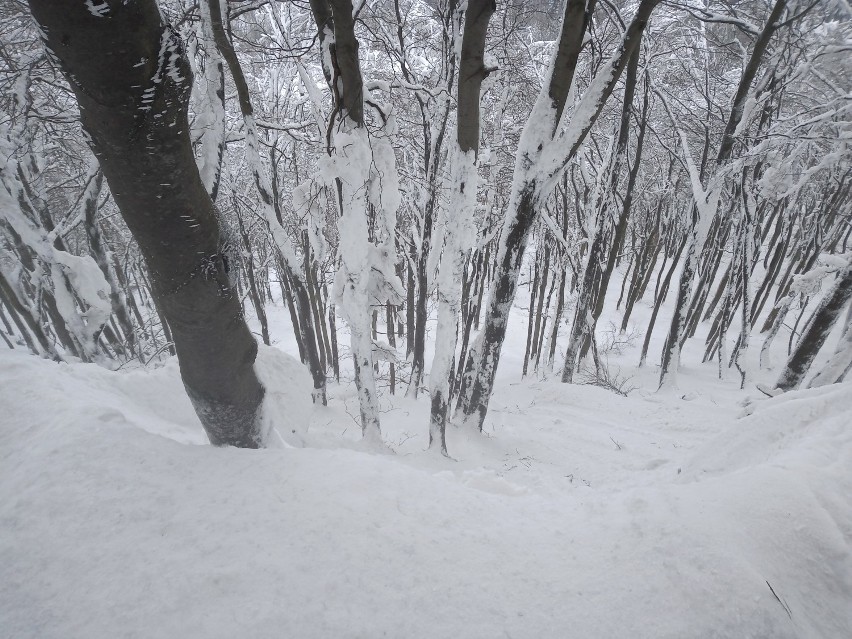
561 44 646 383
657 0 788 389
428 0 496 455
775 259 852 391
458 0 663 431
27 0 267 447
309 0 404 445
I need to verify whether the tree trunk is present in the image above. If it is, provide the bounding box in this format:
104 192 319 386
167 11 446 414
459 0 661 429
29 0 266 446
808 302 852 387
775 261 852 391
428 0 495 454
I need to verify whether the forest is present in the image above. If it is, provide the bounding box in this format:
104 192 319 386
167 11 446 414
1 0 851 637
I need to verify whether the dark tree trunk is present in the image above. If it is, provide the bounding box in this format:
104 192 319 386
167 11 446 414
639 235 686 367
409 208 432 396
29 0 266 446
775 262 852 391
406 247 416 357
523 255 541 377
459 0 660 429
530 243 551 371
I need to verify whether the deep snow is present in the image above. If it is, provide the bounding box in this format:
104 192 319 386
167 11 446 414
2 293 851 638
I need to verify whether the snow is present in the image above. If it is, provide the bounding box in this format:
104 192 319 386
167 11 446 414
191 3 226 199
83 0 109 18
254 344 313 447
2 292 851 637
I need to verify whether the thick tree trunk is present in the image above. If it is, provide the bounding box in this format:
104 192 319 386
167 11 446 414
29 0 266 446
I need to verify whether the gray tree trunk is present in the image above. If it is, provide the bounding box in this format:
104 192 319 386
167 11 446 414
776 262 852 391
29 0 266 447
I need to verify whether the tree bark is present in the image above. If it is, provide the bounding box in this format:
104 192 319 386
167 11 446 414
29 0 266 446
428 0 494 454
775 261 852 391
459 0 660 429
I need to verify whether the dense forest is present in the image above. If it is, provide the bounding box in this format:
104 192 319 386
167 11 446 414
1 0 849 450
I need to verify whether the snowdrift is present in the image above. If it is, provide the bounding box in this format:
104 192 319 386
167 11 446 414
1 349 850 638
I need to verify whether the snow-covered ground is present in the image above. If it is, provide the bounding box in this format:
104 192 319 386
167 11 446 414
2 293 851 638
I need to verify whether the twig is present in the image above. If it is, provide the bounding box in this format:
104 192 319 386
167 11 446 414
765 580 793 619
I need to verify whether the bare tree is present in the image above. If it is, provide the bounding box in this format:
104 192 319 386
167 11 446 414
27 0 267 447
775 260 852 391
457 0 662 431
428 0 496 455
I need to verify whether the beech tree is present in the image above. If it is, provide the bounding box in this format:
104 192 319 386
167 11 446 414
427 0 495 454
457 0 663 431
307 0 404 445
26 0 267 447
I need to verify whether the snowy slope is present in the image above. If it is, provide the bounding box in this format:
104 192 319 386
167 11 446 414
2 345 850 639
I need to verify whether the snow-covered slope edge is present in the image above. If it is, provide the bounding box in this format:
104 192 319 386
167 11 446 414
1 350 850 638
675 382 852 637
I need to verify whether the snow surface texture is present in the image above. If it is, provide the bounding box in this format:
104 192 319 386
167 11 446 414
2 336 851 638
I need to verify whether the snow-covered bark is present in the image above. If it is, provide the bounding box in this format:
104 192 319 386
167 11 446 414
430 148 477 451
308 0 404 443
776 259 852 391
192 0 227 201
327 127 387 443
458 0 662 430
426 0 494 454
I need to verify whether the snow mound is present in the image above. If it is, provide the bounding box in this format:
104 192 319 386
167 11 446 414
685 383 852 476
254 344 313 446
1 350 850 638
